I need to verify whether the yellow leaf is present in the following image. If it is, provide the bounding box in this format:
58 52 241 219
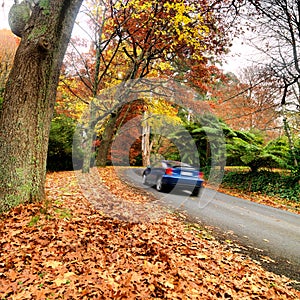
251 284 260 293
53 278 68 287
44 261 62 268
164 281 174 289
196 254 208 259
64 272 76 279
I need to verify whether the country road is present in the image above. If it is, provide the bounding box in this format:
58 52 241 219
123 168 300 284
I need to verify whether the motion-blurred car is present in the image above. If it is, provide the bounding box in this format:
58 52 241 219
142 160 204 196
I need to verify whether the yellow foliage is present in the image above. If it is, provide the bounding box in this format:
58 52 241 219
146 98 182 130
124 0 210 59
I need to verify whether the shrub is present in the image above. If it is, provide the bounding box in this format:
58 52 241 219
222 170 300 202
47 114 76 171
226 133 289 172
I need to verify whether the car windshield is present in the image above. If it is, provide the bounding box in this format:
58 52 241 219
166 161 193 168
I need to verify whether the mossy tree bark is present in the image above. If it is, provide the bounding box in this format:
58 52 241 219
0 0 83 212
96 112 118 167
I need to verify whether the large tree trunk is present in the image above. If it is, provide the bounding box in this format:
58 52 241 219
0 0 83 212
96 113 118 167
141 111 151 167
82 102 97 173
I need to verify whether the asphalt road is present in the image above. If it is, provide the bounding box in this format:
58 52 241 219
124 168 300 283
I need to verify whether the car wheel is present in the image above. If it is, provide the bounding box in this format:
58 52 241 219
142 174 148 185
156 177 164 192
191 188 200 197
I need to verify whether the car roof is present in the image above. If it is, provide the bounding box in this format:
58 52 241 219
162 160 193 168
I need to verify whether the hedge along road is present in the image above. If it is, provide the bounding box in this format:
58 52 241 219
123 168 300 285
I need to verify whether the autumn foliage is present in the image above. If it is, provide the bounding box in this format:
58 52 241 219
210 71 280 139
0 29 19 94
0 169 299 299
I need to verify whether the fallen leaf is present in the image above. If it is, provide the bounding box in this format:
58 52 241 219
44 261 62 268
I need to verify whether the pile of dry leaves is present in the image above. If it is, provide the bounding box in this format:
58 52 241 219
0 168 299 299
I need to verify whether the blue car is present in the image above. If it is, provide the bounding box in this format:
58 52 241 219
142 160 204 196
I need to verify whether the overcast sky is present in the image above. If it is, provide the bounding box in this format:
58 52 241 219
0 0 12 30
221 38 259 74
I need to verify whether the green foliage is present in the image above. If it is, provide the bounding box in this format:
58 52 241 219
175 114 227 168
287 138 300 178
132 153 143 166
174 115 296 176
47 114 76 171
0 94 3 112
163 151 181 162
55 208 72 220
28 215 40 227
222 170 300 202
173 115 298 202
168 126 201 165
226 132 289 172
39 0 50 15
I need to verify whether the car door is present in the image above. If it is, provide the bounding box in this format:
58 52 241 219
147 161 164 185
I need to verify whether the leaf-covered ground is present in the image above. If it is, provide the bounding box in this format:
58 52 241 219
0 168 299 299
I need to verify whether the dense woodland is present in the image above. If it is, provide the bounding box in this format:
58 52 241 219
0 0 299 210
